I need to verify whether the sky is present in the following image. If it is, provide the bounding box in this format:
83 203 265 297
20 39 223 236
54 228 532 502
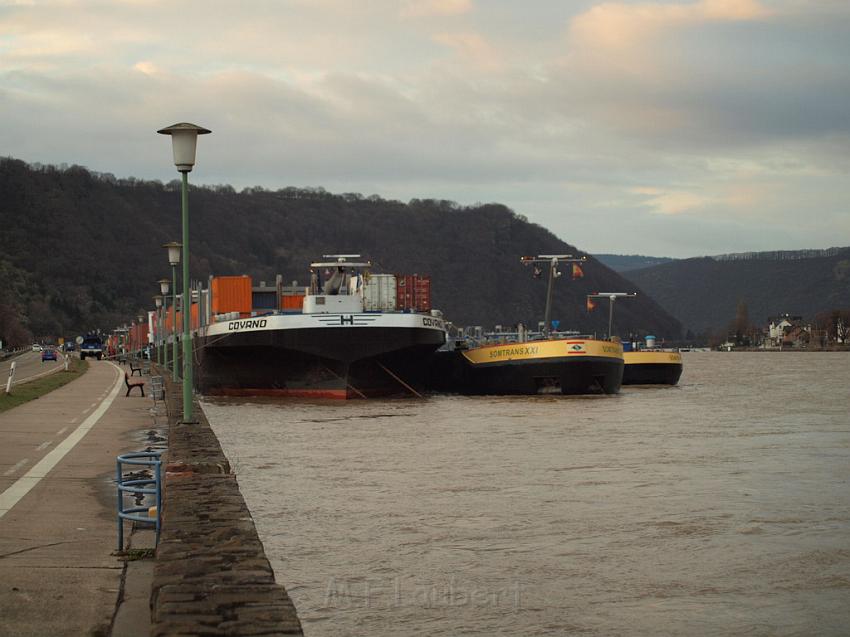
1 0 849 257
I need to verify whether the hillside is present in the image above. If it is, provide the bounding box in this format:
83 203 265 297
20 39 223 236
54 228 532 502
625 253 850 335
0 158 681 344
594 254 677 272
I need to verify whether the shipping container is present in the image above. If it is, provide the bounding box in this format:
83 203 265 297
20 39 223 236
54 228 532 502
363 274 397 311
252 291 277 310
396 274 431 312
414 275 431 312
281 294 305 311
211 275 252 314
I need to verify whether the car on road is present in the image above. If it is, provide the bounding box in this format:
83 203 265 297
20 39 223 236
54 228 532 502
32 343 43 352
41 348 58 362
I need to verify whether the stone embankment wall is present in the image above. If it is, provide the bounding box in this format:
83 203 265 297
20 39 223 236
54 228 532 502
150 377 303 636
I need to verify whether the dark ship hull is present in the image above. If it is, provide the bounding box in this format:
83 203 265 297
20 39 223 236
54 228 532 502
197 315 446 399
427 338 624 396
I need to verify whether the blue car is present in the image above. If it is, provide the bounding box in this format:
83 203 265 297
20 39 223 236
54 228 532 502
41 348 57 362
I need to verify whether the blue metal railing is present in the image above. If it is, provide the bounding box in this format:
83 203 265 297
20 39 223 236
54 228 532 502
116 450 162 551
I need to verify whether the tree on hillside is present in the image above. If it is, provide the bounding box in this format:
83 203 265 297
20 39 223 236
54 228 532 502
0 296 32 347
814 308 850 344
731 299 755 346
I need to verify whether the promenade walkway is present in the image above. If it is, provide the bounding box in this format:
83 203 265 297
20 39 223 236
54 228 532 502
0 359 156 636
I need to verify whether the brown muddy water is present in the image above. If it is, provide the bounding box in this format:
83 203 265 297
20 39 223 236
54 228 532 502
203 352 850 636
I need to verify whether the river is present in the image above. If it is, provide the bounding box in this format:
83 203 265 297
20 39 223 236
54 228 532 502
203 352 850 636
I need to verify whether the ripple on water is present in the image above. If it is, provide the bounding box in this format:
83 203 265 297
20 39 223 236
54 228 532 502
204 353 850 636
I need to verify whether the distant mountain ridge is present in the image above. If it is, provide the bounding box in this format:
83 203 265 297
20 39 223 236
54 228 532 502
624 253 850 335
0 158 682 343
593 254 676 272
711 247 850 261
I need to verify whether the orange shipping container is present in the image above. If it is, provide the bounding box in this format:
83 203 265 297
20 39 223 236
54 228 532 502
211 275 253 315
281 294 305 311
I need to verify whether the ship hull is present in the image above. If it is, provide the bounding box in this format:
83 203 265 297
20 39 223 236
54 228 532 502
428 339 624 396
197 314 446 398
622 351 683 385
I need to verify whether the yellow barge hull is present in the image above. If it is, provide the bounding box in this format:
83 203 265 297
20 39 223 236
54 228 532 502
622 350 683 385
428 339 624 395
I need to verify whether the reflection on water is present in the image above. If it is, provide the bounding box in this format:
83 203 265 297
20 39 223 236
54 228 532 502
203 353 850 636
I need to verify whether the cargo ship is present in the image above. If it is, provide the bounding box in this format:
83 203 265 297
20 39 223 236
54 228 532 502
621 336 683 385
173 256 447 398
426 255 624 396
428 332 624 395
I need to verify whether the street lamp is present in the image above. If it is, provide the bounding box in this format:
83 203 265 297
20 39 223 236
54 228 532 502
158 122 210 423
138 315 146 358
158 278 170 370
163 243 181 384
154 295 163 365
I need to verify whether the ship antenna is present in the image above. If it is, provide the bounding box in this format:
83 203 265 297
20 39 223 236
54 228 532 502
520 254 586 338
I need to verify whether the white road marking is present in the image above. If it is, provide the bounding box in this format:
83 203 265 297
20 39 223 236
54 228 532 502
3 459 29 477
0 365 123 519
89 402 97 409
35 441 52 452
56 427 68 435
70 418 78 424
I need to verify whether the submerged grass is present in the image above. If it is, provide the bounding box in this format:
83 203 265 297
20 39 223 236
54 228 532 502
0 356 89 413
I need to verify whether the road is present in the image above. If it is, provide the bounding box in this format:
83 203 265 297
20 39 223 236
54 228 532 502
4 350 66 387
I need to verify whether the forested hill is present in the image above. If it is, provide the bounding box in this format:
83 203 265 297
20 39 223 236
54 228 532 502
0 158 681 343
594 254 677 272
624 253 850 335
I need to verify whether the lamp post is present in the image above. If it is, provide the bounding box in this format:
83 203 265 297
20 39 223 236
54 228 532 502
154 296 163 365
163 243 181 383
158 278 170 369
158 122 210 423
138 315 146 358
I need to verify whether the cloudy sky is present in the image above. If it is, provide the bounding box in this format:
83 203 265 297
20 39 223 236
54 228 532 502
2 0 849 257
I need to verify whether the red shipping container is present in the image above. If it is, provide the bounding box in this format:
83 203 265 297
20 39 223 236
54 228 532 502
414 275 431 312
281 294 305 311
211 275 253 315
396 274 431 312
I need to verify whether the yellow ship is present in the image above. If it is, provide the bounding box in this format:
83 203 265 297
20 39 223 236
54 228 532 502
429 336 624 395
622 349 683 385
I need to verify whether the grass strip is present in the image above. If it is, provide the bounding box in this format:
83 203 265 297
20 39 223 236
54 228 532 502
0 357 89 413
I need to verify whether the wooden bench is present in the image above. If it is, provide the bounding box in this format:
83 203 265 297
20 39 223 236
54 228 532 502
129 361 143 376
125 372 145 397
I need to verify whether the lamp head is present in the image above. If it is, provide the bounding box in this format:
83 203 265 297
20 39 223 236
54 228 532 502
158 278 170 295
154 295 163 308
163 241 182 266
157 122 211 172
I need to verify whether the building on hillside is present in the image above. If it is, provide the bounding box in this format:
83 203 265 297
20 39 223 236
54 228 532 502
766 314 802 347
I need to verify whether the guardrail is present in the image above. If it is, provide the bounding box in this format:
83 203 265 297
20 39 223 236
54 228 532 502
116 450 162 551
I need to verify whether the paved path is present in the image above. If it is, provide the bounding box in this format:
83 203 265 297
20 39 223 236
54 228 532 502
0 359 156 636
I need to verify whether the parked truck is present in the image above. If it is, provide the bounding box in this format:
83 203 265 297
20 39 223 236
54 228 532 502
80 335 103 360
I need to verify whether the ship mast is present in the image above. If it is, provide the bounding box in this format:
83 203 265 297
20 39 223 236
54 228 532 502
521 254 586 339
586 292 637 339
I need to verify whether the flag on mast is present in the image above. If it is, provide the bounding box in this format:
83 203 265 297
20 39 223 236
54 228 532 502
586 297 597 312
571 263 584 279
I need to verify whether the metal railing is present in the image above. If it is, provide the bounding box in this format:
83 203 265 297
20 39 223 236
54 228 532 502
116 450 162 551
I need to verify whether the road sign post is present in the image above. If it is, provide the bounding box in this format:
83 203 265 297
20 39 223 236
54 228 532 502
6 361 16 394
